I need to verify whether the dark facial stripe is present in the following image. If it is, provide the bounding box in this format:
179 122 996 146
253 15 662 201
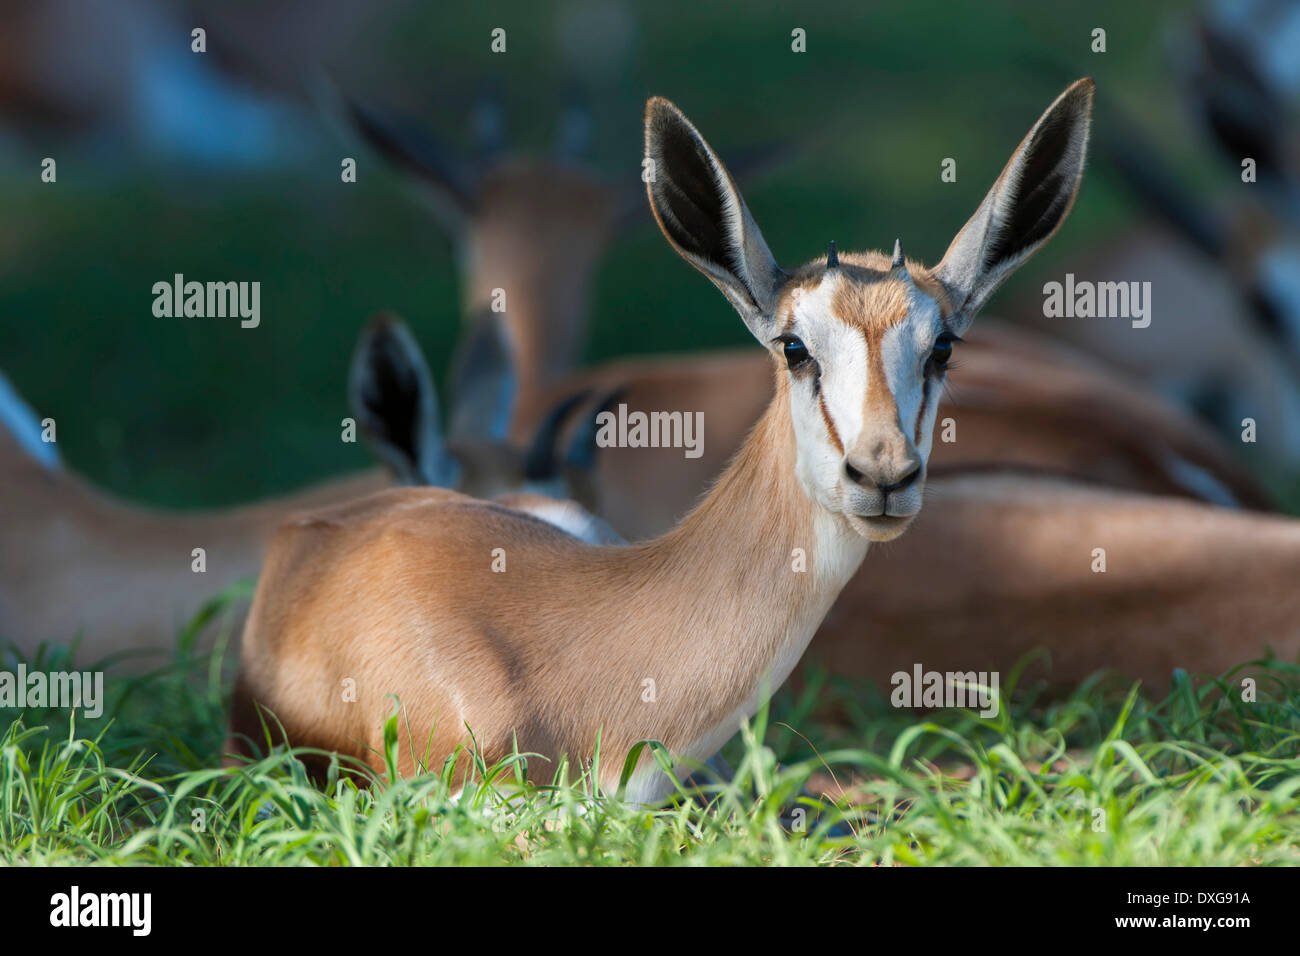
818 390 845 456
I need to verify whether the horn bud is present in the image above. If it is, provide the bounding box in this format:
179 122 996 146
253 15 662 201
891 238 918 293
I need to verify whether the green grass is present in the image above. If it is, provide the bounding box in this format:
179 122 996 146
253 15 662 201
3 594 1298 866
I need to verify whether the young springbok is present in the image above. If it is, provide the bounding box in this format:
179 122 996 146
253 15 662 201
229 80 1096 800
0 313 614 662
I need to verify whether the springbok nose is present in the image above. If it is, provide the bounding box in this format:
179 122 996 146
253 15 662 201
843 459 921 495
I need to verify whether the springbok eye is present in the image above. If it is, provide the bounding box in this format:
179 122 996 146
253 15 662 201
780 335 812 370
928 333 958 372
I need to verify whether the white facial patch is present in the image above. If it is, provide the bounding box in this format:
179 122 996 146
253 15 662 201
784 275 868 509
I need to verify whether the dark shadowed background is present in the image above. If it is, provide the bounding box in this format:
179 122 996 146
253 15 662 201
0 0 1242 507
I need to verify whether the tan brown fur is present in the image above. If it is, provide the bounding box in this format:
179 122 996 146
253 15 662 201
0 420 390 661
232 374 860 798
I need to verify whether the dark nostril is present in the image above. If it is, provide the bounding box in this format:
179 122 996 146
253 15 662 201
878 464 921 497
844 460 922 493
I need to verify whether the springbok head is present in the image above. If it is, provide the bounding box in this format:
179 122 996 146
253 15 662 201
644 79 1094 541
342 92 619 391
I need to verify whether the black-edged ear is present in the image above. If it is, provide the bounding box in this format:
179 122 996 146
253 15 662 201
1095 99 1227 262
447 310 517 444
557 387 626 517
565 387 627 471
522 389 593 483
612 137 799 234
644 97 786 341
348 313 458 487
934 78 1094 334
344 97 479 236
1178 11 1295 190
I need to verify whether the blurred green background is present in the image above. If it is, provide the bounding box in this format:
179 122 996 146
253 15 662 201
0 0 1225 507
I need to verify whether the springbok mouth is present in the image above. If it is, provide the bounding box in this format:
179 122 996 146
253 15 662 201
847 512 916 540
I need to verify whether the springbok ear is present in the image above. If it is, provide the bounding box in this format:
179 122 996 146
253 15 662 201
560 387 626 516
349 313 458 487
1180 13 1296 197
613 137 801 233
448 310 516 444
644 97 786 340
522 389 593 483
934 78 1094 333
344 98 479 237
565 387 627 471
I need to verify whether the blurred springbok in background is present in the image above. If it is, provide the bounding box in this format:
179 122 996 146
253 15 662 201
1011 0 1300 464
816 469 1300 692
0 312 614 662
0 0 416 164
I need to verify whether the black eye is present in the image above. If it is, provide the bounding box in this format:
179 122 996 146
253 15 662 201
928 333 957 372
781 335 811 370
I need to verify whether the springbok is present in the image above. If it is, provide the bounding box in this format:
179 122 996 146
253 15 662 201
343 93 628 409
0 374 385 663
348 89 1272 543
229 80 1096 800
0 313 614 662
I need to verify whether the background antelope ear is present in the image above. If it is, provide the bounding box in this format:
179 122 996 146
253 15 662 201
644 97 786 340
934 78 1094 333
448 310 517 444
342 96 479 237
1176 11 1299 205
522 389 593 484
562 387 627 517
565 387 627 472
348 313 458 487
